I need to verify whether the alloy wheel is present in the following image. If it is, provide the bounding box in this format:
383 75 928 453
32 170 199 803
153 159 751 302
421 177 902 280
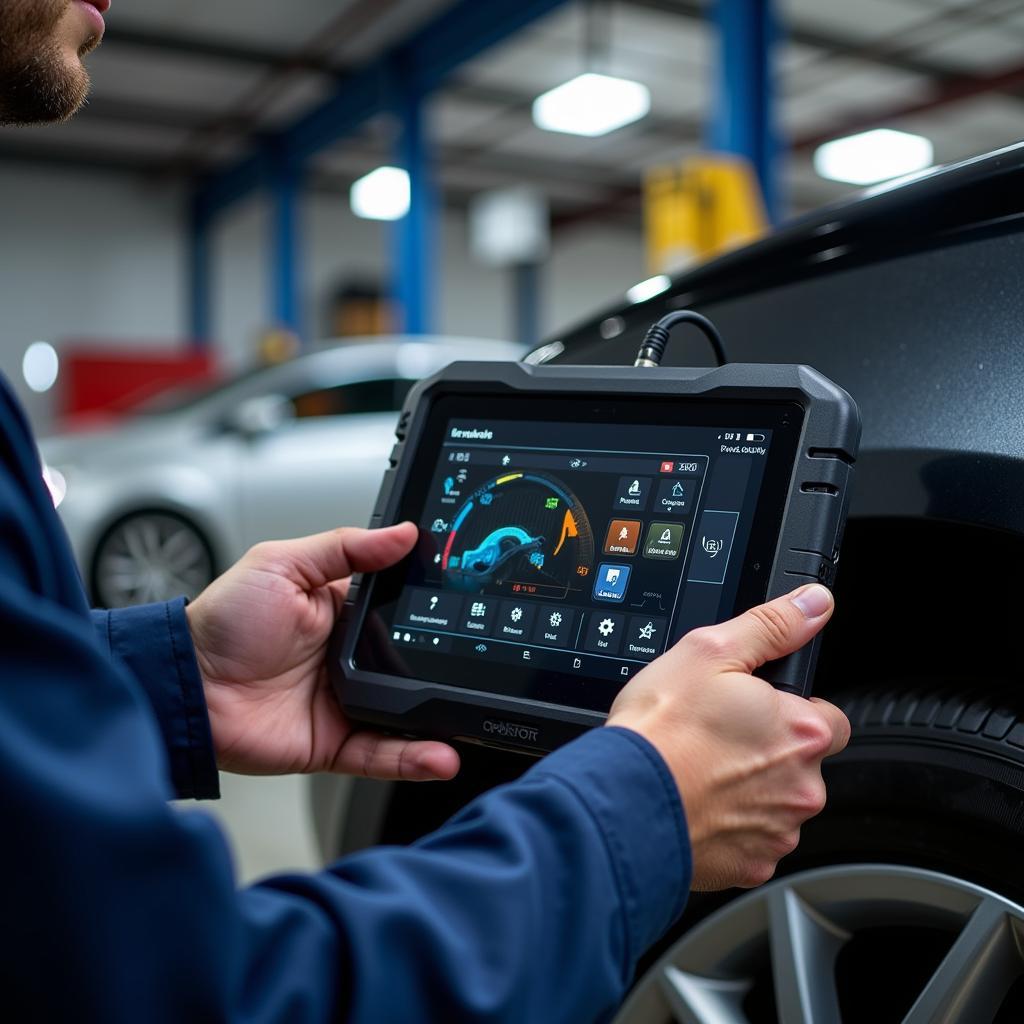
613 864 1024 1023
93 512 213 607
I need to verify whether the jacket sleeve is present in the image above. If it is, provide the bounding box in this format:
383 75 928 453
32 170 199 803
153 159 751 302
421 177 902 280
91 600 220 800
2 470 691 1023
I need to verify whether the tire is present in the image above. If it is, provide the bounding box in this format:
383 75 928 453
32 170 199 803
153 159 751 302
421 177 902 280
91 511 215 608
616 682 1024 1023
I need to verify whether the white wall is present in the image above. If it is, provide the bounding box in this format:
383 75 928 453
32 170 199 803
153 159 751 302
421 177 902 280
211 190 645 364
547 225 646 336
0 165 187 427
0 163 646 428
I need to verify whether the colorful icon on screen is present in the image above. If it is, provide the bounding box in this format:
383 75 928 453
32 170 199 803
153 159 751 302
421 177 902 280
593 563 631 602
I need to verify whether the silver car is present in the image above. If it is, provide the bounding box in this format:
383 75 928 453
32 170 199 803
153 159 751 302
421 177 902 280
41 337 521 607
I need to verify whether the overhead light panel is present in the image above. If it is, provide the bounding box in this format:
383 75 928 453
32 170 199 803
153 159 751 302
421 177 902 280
626 275 671 304
532 73 651 137
350 166 410 221
814 129 934 186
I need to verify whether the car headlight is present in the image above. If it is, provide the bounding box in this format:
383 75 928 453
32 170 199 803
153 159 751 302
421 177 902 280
41 463 68 509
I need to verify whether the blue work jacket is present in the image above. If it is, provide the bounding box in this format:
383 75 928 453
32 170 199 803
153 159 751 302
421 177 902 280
0 374 691 1022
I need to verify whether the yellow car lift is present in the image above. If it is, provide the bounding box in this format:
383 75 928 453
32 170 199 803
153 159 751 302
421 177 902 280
644 154 768 275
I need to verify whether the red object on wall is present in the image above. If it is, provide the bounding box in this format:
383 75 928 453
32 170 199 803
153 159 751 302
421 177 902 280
60 345 220 424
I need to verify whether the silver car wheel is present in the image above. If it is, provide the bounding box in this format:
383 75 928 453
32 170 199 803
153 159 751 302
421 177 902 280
93 512 214 608
613 863 1024 1024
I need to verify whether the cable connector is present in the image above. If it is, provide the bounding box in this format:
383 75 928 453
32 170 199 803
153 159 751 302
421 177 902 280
634 309 727 368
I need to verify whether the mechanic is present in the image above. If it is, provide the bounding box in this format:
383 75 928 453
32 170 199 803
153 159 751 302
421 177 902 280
0 3 850 1021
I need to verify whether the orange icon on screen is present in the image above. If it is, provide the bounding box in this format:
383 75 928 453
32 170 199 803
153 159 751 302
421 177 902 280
553 509 578 556
604 519 641 556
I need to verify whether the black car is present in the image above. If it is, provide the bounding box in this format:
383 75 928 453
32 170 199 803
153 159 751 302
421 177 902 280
313 143 1024 1023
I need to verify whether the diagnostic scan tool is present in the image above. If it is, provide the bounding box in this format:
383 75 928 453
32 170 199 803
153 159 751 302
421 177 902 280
331 314 860 754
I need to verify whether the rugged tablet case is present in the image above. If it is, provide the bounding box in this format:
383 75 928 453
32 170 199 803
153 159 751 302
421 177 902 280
330 361 861 754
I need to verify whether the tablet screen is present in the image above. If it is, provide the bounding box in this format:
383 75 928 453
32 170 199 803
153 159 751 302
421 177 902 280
355 392 804 713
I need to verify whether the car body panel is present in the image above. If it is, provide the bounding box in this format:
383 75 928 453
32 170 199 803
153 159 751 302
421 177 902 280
237 412 397 545
544 142 1024 536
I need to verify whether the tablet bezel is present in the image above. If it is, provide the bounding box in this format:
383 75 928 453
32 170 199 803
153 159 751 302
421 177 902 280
352 390 805 714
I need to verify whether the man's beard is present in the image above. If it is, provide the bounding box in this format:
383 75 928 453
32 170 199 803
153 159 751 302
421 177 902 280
0 0 94 126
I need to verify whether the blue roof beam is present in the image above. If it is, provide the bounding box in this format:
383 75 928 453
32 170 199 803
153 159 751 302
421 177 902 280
193 0 571 224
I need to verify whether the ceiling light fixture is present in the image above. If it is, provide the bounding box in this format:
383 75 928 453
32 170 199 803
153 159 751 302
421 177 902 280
350 166 410 221
813 128 934 186
532 73 651 137
626 275 671 304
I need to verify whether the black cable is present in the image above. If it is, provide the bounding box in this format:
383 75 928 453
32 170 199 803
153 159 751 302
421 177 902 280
634 309 728 368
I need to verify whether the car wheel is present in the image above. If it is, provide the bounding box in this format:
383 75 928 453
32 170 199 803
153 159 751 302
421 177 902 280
614 683 1024 1023
92 511 215 608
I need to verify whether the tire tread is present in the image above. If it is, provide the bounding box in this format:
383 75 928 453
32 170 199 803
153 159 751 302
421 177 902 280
835 683 1024 765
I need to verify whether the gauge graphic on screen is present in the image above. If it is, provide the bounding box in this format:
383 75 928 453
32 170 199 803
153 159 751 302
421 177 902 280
442 471 594 598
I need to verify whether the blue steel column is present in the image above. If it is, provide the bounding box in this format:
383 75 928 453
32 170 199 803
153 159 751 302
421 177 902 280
513 262 542 349
188 199 211 347
710 0 780 223
392 62 436 335
270 160 305 342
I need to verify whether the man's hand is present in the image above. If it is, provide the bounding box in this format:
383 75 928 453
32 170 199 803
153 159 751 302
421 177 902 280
186 522 460 782
607 584 849 891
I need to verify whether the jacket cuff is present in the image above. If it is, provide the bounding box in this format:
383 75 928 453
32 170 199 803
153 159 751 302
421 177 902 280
92 598 220 800
531 726 691 963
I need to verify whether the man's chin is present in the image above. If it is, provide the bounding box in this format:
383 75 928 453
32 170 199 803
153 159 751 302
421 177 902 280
0 58 90 126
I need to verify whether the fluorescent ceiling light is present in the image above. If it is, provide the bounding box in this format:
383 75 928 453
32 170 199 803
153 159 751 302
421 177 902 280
626 275 671 304
532 73 651 137
350 166 410 221
23 341 59 393
814 129 933 186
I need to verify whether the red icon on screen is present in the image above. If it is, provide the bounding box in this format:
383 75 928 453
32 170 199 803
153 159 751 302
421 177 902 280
659 460 674 473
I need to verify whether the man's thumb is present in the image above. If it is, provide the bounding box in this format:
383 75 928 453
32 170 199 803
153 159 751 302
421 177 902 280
681 584 834 673
272 521 418 586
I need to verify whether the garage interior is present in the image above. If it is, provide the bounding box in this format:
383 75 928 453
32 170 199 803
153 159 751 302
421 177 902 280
4 0 1024 1021
6 0 1024 414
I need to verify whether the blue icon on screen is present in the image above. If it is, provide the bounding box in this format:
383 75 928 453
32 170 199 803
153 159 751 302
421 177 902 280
444 477 455 495
593 563 631 602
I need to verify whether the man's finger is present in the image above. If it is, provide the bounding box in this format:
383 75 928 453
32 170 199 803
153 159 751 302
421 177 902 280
683 584 835 673
335 731 461 782
270 522 419 587
809 697 852 758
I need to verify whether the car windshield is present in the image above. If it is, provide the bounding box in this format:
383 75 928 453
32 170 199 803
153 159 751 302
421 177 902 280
135 364 272 415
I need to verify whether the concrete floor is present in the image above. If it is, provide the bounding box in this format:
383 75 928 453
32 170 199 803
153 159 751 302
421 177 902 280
200 773 323 884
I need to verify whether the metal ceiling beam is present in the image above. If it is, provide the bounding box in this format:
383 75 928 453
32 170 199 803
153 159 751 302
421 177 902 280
55 83 702 186
793 58 1024 152
551 1 1024 233
192 0 571 222
102 25 344 75
104 2 985 91
97 0 1024 199
622 0 999 86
